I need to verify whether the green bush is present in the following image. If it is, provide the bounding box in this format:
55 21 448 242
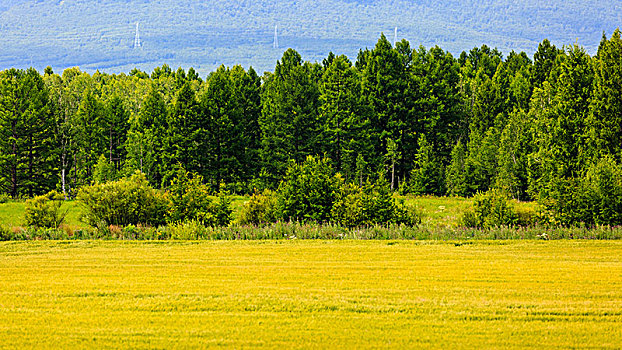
238 189 278 225
24 190 67 229
461 188 518 228
277 156 342 222
77 171 169 226
0 225 12 241
168 220 210 240
331 179 421 227
166 166 233 227
543 157 622 226
0 193 10 203
330 183 364 227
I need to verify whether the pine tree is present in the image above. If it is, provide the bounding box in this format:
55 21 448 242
259 49 320 186
0 68 56 198
164 81 201 185
125 86 167 186
104 95 129 176
318 55 366 176
588 29 622 162
410 134 443 195
445 140 468 197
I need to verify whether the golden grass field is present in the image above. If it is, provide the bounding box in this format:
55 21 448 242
1 240 621 348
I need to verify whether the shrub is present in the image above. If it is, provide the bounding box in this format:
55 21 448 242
0 225 12 241
0 193 10 203
77 171 169 226
166 166 233 227
461 188 518 228
330 183 364 227
24 190 67 229
214 189 233 227
277 156 342 222
238 189 278 225
331 179 421 227
168 220 210 240
542 157 622 226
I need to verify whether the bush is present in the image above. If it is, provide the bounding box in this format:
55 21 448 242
168 220 210 240
24 190 67 229
0 225 12 241
238 189 277 225
331 179 421 227
542 157 622 226
277 156 342 222
461 188 518 228
0 193 10 203
330 183 364 227
77 171 169 226
166 166 233 227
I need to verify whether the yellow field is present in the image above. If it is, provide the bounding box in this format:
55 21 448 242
0 241 621 349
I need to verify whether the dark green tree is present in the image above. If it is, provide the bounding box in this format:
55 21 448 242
410 134 444 195
164 81 201 185
588 29 622 162
318 55 366 177
0 68 56 198
259 49 320 186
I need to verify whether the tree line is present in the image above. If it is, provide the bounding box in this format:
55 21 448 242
1 31 621 217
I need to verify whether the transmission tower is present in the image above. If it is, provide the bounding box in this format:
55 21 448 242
394 27 398 47
134 22 141 49
273 25 279 49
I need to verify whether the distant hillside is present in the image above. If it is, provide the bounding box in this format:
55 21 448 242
0 0 619 76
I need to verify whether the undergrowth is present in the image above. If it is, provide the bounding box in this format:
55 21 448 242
1 222 621 241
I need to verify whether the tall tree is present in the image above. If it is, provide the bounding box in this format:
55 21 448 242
360 34 410 180
588 29 622 162
73 91 105 187
318 55 366 177
164 81 201 184
259 49 320 186
0 69 56 198
104 95 129 175
125 86 168 186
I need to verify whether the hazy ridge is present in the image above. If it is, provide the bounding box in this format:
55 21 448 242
0 0 619 75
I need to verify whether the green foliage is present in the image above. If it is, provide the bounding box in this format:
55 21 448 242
445 140 468 197
24 190 67 229
543 157 622 226
410 134 444 195
77 172 169 226
318 54 366 178
588 29 622 162
167 166 218 226
0 68 56 198
330 183 364 227
168 220 211 240
277 156 341 222
495 110 532 200
214 189 233 227
461 188 518 228
93 155 116 184
238 189 278 226
331 178 421 227
259 49 321 185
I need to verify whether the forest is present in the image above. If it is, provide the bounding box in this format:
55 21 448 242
1 30 621 227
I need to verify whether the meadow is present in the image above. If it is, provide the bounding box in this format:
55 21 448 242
0 240 620 348
0 195 482 229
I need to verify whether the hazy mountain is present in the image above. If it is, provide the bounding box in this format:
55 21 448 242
0 0 619 76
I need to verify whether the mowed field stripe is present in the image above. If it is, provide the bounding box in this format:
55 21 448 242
0 240 621 348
